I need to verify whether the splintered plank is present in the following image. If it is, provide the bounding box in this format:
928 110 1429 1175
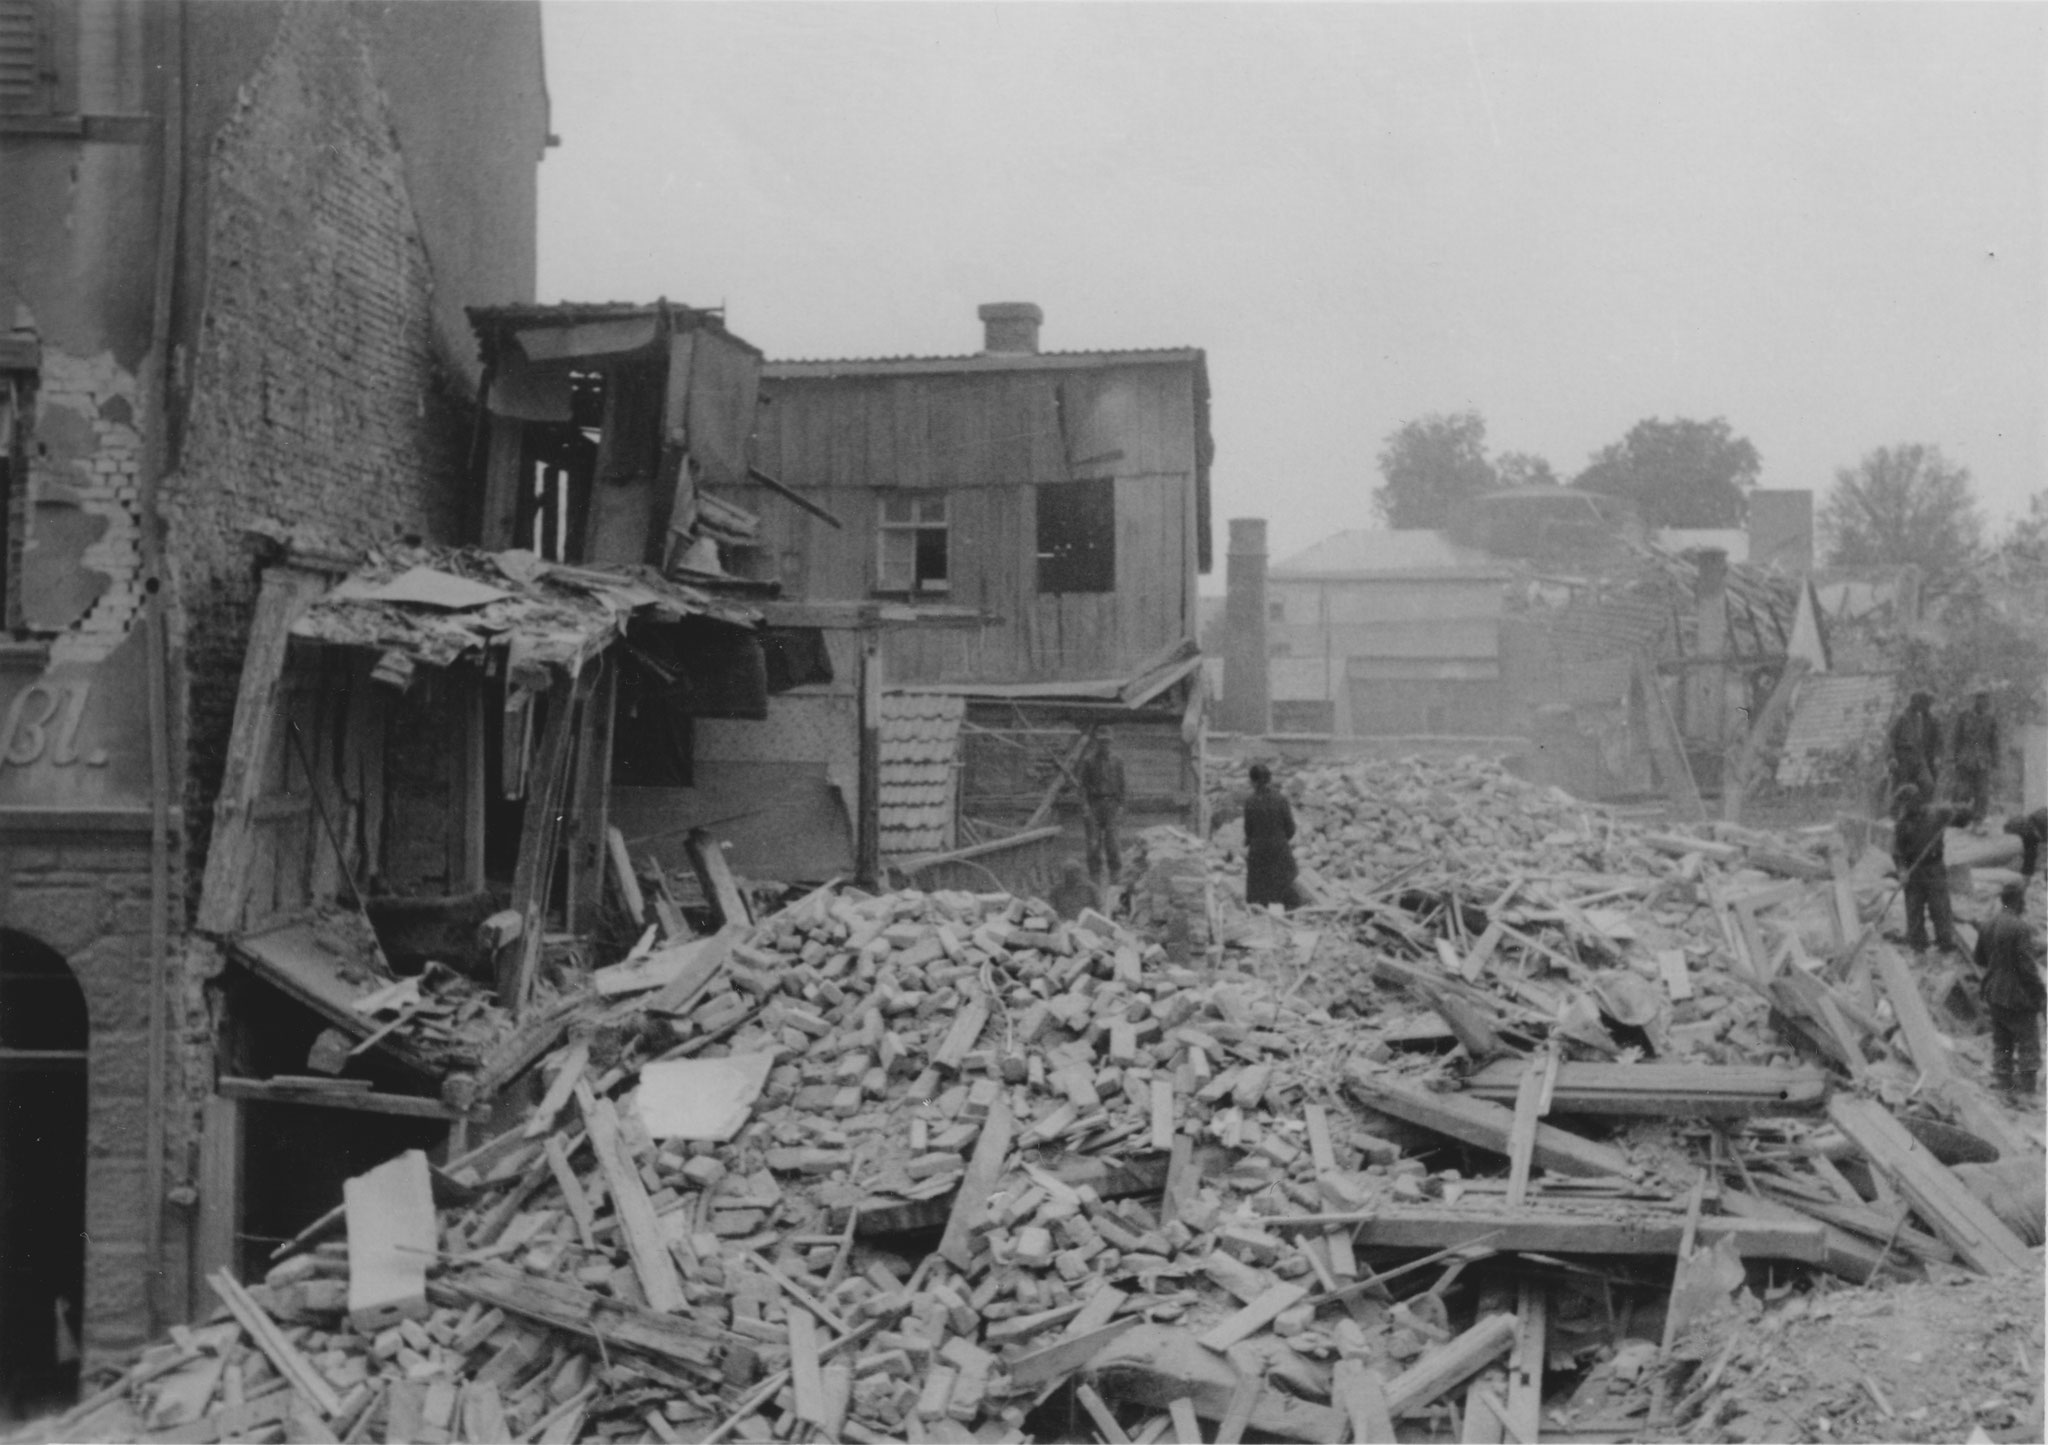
1331 1359 1396 1444
788 1311 827 1428
1006 1318 1143 1390
1345 1066 1633 1179
209 1270 343 1418
1195 1282 1306 1353
574 1083 686 1311
1827 1095 2031 1275
344 1150 436 1331
1504 1061 1545 1209
543 1136 596 1250
1167 1397 1204 1444
1869 943 1953 1083
1503 1282 1547 1445
1384 1313 1517 1418
524 1040 590 1138
937 1099 1012 1269
686 828 752 930
1077 1384 1133 1443
1297 1204 1824 1260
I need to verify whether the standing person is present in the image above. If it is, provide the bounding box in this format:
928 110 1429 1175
1888 690 1941 806
1892 784 1968 954
2005 807 2048 880
1242 762 1301 910
1975 882 2046 1103
1075 726 1125 887
1950 689 2000 823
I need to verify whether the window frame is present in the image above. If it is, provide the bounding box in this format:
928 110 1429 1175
1035 476 1117 595
873 491 951 597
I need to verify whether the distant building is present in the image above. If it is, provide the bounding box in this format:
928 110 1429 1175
0 0 545 1383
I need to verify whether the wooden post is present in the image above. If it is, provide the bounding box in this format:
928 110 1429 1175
194 1094 242 1296
505 663 591 1014
566 658 617 935
857 629 883 888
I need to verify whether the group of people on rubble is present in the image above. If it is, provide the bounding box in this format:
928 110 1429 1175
1883 687 2045 1106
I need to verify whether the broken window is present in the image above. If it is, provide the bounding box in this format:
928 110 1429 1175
875 492 949 595
1037 477 1115 594
518 371 603 562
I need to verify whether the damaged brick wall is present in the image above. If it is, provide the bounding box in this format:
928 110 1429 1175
163 1 470 913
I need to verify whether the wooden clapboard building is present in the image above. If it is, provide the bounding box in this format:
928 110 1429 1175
742 304 1215 888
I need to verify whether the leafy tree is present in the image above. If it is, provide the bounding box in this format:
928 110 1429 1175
1820 443 1983 596
1495 451 1560 489
1994 490 2048 572
1374 411 1497 528
1571 416 1759 526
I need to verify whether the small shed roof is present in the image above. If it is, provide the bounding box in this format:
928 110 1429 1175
1273 530 1506 578
291 546 758 673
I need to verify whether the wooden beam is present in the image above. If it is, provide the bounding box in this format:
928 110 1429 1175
1345 1066 1634 1180
197 566 330 935
208 1269 343 1417
574 1082 687 1311
857 631 882 887
215 1078 459 1121
1328 1204 1825 1261
1868 942 1952 1083
1716 1187 1909 1285
194 1095 242 1296
607 826 646 926
685 828 751 930
1504 1059 1545 1209
505 664 591 1014
1503 1283 1547 1445
937 1100 1012 1269
1825 1095 2032 1275
566 659 618 935
1384 1314 1516 1418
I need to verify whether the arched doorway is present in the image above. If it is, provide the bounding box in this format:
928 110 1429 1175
0 930 88 1420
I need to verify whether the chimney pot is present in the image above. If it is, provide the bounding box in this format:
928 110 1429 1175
978 302 1043 355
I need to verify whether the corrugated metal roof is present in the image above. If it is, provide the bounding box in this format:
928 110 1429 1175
764 347 1203 379
1777 673 1895 786
1273 530 1507 577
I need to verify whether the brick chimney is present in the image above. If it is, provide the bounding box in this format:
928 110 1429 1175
978 302 1042 355
1221 518 1271 736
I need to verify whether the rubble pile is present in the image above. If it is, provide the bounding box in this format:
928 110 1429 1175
23 753 2045 1445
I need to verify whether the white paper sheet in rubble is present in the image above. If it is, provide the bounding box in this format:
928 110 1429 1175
633 1053 776 1142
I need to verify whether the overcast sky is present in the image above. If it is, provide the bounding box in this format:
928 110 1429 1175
536 3 2045 575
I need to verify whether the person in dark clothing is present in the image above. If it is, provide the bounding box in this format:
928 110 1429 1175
1892 784 1968 953
1975 882 2045 1101
1888 690 1941 804
1950 690 1999 823
2004 807 2048 880
1075 727 1125 883
1242 762 1301 910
